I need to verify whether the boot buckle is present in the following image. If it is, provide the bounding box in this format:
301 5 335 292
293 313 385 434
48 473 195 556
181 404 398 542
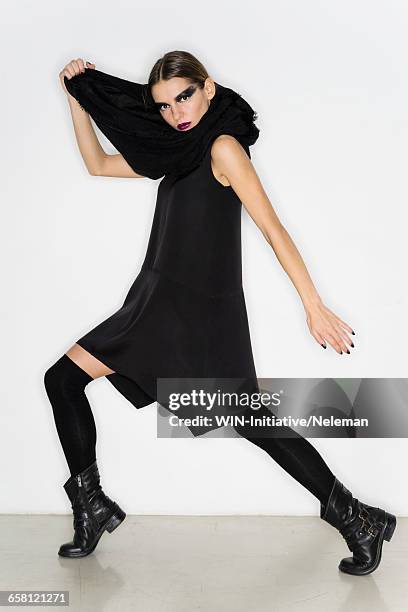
367 525 379 537
358 507 369 521
357 506 379 538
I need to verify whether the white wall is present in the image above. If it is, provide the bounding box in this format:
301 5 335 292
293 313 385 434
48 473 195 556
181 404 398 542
1 0 407 515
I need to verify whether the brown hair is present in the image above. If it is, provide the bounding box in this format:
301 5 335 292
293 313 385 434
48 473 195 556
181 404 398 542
142 50 211 107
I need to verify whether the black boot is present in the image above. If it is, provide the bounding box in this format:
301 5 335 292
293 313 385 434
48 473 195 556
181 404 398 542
58 460 126 558
320 477 396 575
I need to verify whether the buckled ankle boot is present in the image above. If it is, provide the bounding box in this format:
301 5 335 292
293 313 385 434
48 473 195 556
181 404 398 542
320 477 396 575
58 460 126 558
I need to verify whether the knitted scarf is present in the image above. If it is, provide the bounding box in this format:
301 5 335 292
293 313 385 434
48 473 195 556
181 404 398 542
64 67 260 179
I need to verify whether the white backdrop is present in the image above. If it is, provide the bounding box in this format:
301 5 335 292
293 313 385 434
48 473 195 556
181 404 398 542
1 0 407 515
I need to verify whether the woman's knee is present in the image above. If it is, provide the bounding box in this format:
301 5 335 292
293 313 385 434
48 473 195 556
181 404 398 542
44 354 93 398
43 359 63 395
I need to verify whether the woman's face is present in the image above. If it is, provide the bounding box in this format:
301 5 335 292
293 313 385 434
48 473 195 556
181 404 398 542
151 76 216 131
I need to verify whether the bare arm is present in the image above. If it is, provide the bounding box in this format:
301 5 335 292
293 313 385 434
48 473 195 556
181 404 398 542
211 135 355 355
60 58 144 178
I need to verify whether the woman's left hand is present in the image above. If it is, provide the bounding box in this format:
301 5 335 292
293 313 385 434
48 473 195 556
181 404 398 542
305 301 355 354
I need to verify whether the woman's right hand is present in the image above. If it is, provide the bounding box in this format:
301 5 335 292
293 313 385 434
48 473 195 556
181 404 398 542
59 58 96 95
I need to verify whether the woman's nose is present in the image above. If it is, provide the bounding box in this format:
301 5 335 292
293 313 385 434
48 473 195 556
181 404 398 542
172 108 181 122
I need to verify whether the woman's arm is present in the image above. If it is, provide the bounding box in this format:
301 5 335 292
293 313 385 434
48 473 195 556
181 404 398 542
211 135 355 355
60 58 144 178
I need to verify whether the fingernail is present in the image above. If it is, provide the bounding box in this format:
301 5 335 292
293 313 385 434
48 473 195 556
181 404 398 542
351 330 355 335
321 344 326 349
346 350 350 354
351 342 354 348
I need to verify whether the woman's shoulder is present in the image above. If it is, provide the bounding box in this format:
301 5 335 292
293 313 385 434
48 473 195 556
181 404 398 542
208 135 250 188
210 134 249 159
210 134 251 174
211 134 240 150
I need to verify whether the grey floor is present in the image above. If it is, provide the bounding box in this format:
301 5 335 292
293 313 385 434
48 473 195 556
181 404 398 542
0 515 406 611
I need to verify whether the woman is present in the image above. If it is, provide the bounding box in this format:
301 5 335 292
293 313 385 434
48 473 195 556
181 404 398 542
44 50 396 574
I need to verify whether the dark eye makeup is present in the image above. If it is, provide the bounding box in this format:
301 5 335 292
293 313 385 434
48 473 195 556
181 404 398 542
155 85 197 111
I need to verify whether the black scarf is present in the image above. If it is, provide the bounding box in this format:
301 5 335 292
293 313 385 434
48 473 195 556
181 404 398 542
64 68 260 180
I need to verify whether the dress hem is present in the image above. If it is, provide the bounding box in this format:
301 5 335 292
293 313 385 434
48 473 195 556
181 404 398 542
75 339 157 409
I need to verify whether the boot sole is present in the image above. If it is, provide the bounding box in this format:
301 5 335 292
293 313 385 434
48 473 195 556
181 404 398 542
383 513 397 542
106 506 126 533
339 512 397 576
58 505 126 558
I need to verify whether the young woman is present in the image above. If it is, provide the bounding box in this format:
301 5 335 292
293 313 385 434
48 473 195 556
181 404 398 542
44 50 396 574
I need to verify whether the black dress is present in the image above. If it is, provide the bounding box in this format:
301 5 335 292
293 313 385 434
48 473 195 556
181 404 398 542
75 139 258 435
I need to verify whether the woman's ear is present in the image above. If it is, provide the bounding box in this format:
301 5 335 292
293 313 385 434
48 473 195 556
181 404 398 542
203 77 216 101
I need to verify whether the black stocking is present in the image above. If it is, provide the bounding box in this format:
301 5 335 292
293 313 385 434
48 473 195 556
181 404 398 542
44 354 96 477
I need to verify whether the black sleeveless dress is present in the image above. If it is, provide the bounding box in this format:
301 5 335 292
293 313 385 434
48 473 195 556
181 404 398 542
75 139 258 435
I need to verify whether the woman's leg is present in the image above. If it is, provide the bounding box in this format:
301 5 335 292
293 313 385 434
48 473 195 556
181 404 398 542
233 406 336 506
65 343 115 379
44 345 126 557
239 419 396 576
43 344 115 476
243 433 336 505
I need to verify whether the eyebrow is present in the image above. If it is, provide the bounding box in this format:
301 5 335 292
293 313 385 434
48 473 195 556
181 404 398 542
153 85 196 107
